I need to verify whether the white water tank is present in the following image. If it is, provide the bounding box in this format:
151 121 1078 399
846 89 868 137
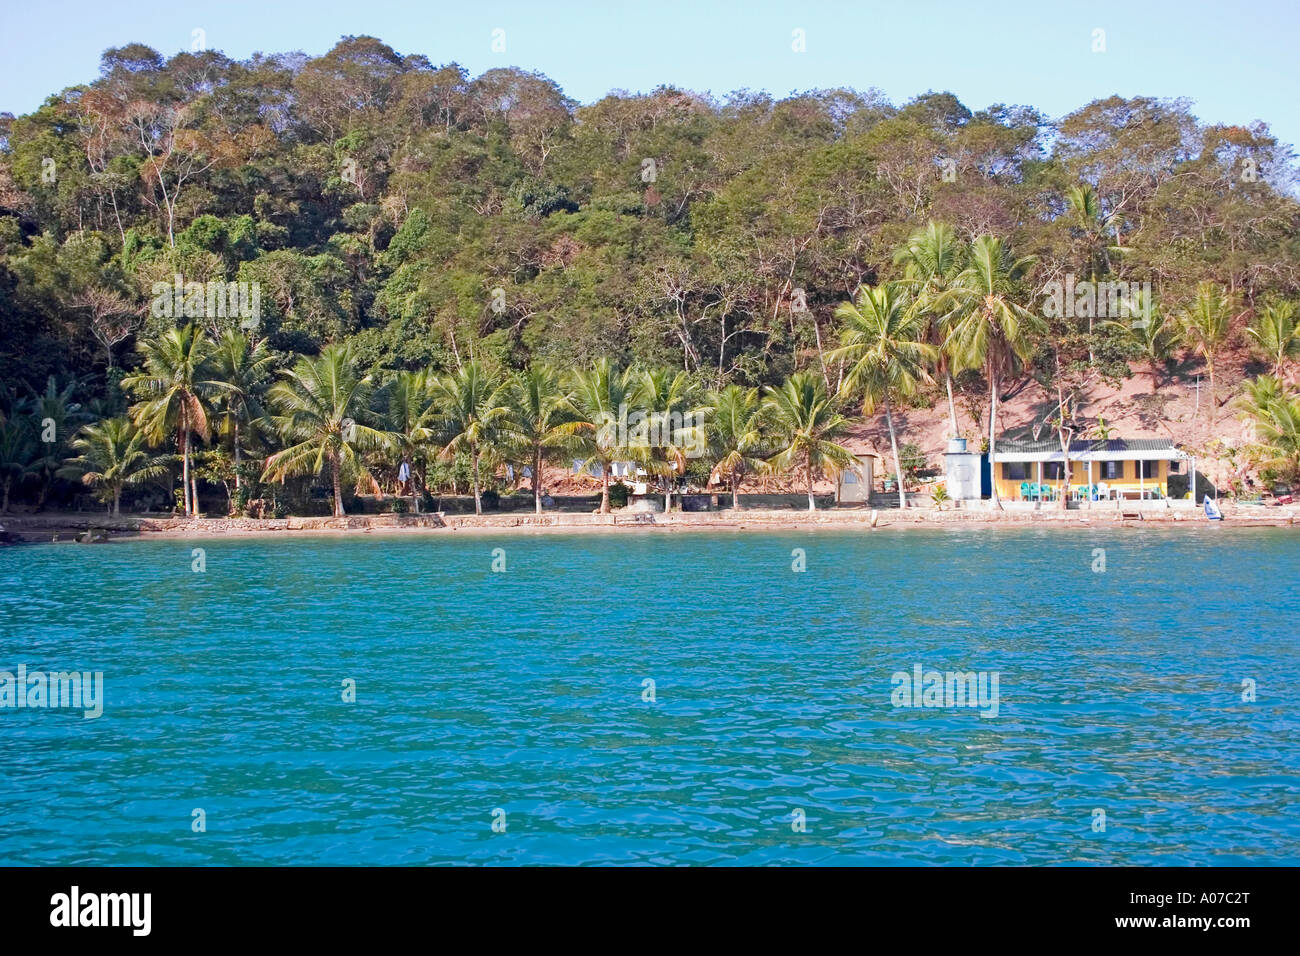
944 438 981 500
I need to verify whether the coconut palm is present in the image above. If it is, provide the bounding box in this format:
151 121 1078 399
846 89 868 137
894 221 965 435
830 282 937 509
499 364 575 513
763 371 856 511
0 419 35 513
1179 282 1238 425
262 344 391 517
121 325 219 516
210 330 274 491
58 417 169 516
632 366 703 513
1250 393 1300 482
942 235 1045 508
1246 298 1300 380
382 368 440 503
566 359 641 514
429 361 508 516
1102 288 1181 393
706 384 766 510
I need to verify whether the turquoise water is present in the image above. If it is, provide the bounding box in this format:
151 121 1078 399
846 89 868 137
1 527 1297 865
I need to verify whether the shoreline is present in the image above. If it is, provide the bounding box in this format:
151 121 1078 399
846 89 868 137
4 504 1298 542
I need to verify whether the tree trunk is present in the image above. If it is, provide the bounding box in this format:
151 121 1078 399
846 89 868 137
663 474 671 514
1207 360 1217 426
233 423 242 490
472 447 482 515
533 447 542 513
988 368 1002 510
945 372 959 437
331 456 344 517
806 458 815 512
1 479 9 513
600 464 610 513
732 475 740 511
885 390 907 510
180 430 191 516
112 488 121 517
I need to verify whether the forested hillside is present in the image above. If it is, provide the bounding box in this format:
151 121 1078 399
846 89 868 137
2 35 1298 515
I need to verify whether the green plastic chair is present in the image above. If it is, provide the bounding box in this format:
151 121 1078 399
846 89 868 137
1019 481 1031 501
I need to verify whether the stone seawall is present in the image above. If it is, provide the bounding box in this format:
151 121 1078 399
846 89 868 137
3 503 1297 541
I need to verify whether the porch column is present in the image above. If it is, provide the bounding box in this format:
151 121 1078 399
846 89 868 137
1189 456 1197 504
1036 460 1042 507
1139 462 1145 501
1088 460 1093 510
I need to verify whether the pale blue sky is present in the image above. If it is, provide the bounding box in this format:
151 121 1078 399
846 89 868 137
2 0 1296 150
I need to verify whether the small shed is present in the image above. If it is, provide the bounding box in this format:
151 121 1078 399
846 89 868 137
836 454 876 504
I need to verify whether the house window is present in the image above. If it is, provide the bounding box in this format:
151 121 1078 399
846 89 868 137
1139 460 1159 478
1168 460 1182 474
1044 462 1065 480
1003 462 1029 480
1100 460 1124 480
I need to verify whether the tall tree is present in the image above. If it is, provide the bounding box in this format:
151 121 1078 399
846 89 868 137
894 222 965 436
430 361 507 516
499 364 574 513
263 344 390 517
1179 282 1238 426
566 359 640 514
763 371 856 512
943 235 1044 509
122 325 217 516
705 384 766 511
830 282 936 509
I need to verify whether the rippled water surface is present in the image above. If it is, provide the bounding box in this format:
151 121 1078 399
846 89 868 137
1 527 1297 865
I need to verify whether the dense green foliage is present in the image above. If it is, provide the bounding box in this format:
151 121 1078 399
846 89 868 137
2 36 1300 513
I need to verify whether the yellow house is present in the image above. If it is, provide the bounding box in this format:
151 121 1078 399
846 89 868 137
991 438 1195 502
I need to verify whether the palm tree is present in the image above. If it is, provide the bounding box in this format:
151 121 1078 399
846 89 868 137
1246 298 1300 380
429 361 508 516
382 368 439 505
59 417 169 516
210 330 274 493
894 221 965 435
830 282 937 509
942 235 1045 508
763 371 856 511
121 325 218 516
21 376 91 511
0 419 35 513
632 367 702 513
567 359 641 514
263 344 391 517
1065 183 1129 362
1249 392 1300 482
1102 289 1181 393
499 364 574 513
706 384 766 510
1179 282 1238 425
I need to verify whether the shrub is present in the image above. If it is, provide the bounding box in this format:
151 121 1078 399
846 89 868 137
609 481 630 508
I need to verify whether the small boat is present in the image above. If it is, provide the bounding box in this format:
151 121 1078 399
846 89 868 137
1204 497 1223 520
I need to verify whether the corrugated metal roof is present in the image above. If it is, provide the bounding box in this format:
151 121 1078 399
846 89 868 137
999 438 1177 454
990 437 1189 462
